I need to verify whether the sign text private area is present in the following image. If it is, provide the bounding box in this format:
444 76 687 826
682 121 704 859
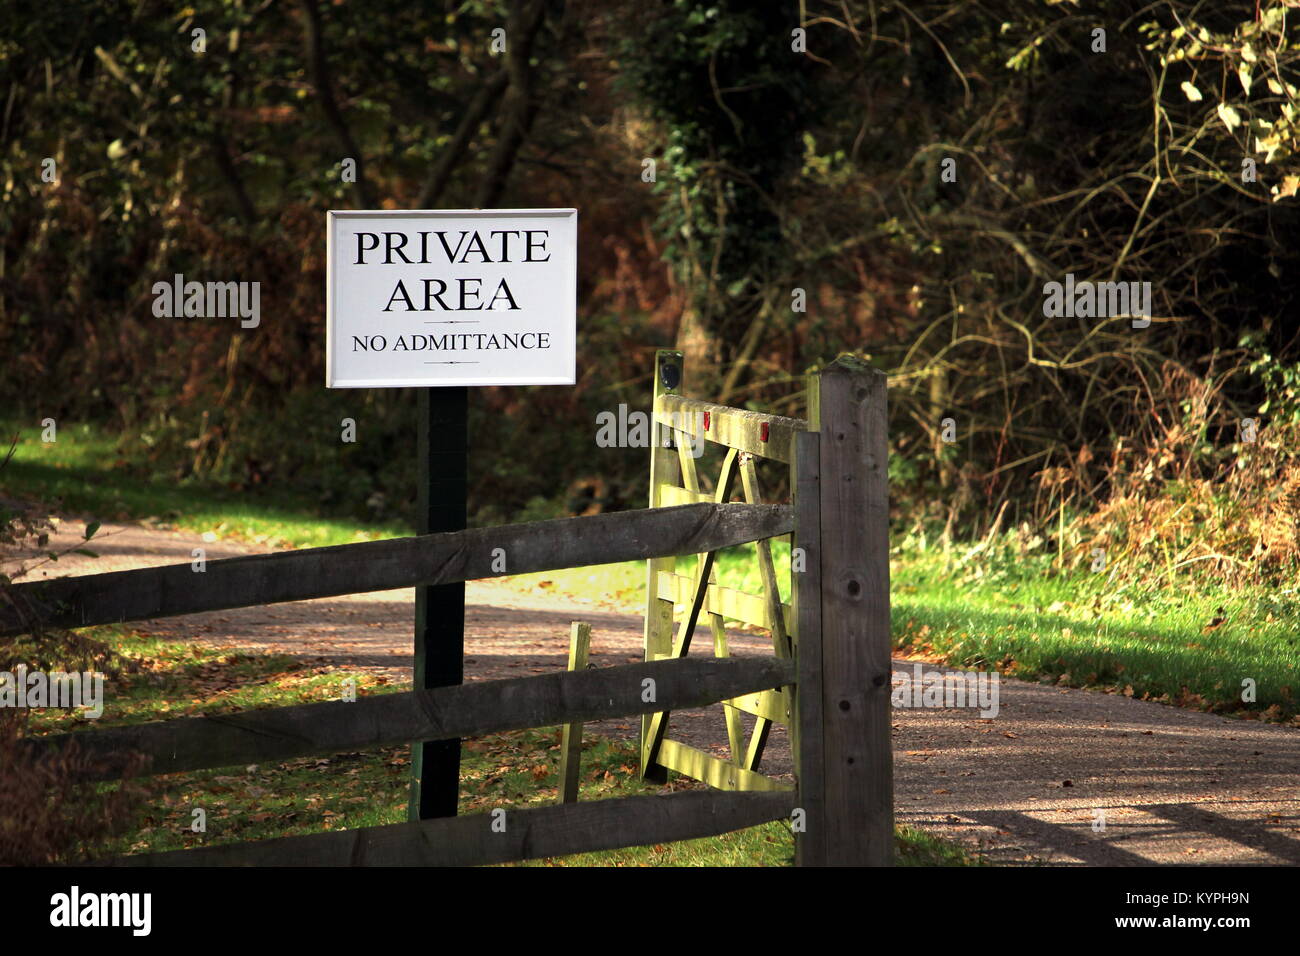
327 208 577 388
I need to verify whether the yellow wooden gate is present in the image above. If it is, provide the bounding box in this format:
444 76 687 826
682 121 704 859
640 349 809 792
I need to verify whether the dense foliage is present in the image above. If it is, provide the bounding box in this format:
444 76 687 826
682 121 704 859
1 1 1297 577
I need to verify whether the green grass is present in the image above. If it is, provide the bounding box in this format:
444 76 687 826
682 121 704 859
39 628 976 866
890 543 1300 721
1 421 406 549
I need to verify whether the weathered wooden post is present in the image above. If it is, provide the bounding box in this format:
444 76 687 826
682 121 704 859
796 356 892 865
558 620 592 803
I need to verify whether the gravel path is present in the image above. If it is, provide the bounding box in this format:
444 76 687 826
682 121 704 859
7 517 1299 866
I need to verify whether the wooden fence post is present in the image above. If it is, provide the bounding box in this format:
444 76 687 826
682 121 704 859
558 621 592 803
797 356 892 865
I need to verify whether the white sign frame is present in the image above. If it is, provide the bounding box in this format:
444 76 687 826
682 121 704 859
326 208 577 388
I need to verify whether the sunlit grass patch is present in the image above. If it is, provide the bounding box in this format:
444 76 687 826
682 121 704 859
891 544 1300 721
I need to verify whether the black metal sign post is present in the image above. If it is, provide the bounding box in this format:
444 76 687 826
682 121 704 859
408 385 468 820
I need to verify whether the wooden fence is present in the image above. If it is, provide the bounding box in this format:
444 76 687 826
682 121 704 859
2 353 890 866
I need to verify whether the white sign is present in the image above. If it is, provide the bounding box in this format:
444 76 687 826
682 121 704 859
326 208 577 388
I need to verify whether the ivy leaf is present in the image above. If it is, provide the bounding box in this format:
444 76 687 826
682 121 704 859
1180 81 1203 102
1217 102 1242 131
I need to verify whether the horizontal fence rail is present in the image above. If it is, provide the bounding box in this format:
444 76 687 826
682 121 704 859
27 656 795 783
654 394 807 464
0 502 791 636
116 789 797 867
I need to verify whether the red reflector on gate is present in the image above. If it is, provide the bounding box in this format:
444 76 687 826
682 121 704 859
704 411 710 430
760 422 769 442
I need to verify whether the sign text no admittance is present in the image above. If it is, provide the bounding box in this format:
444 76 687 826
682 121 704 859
327 208 577 388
